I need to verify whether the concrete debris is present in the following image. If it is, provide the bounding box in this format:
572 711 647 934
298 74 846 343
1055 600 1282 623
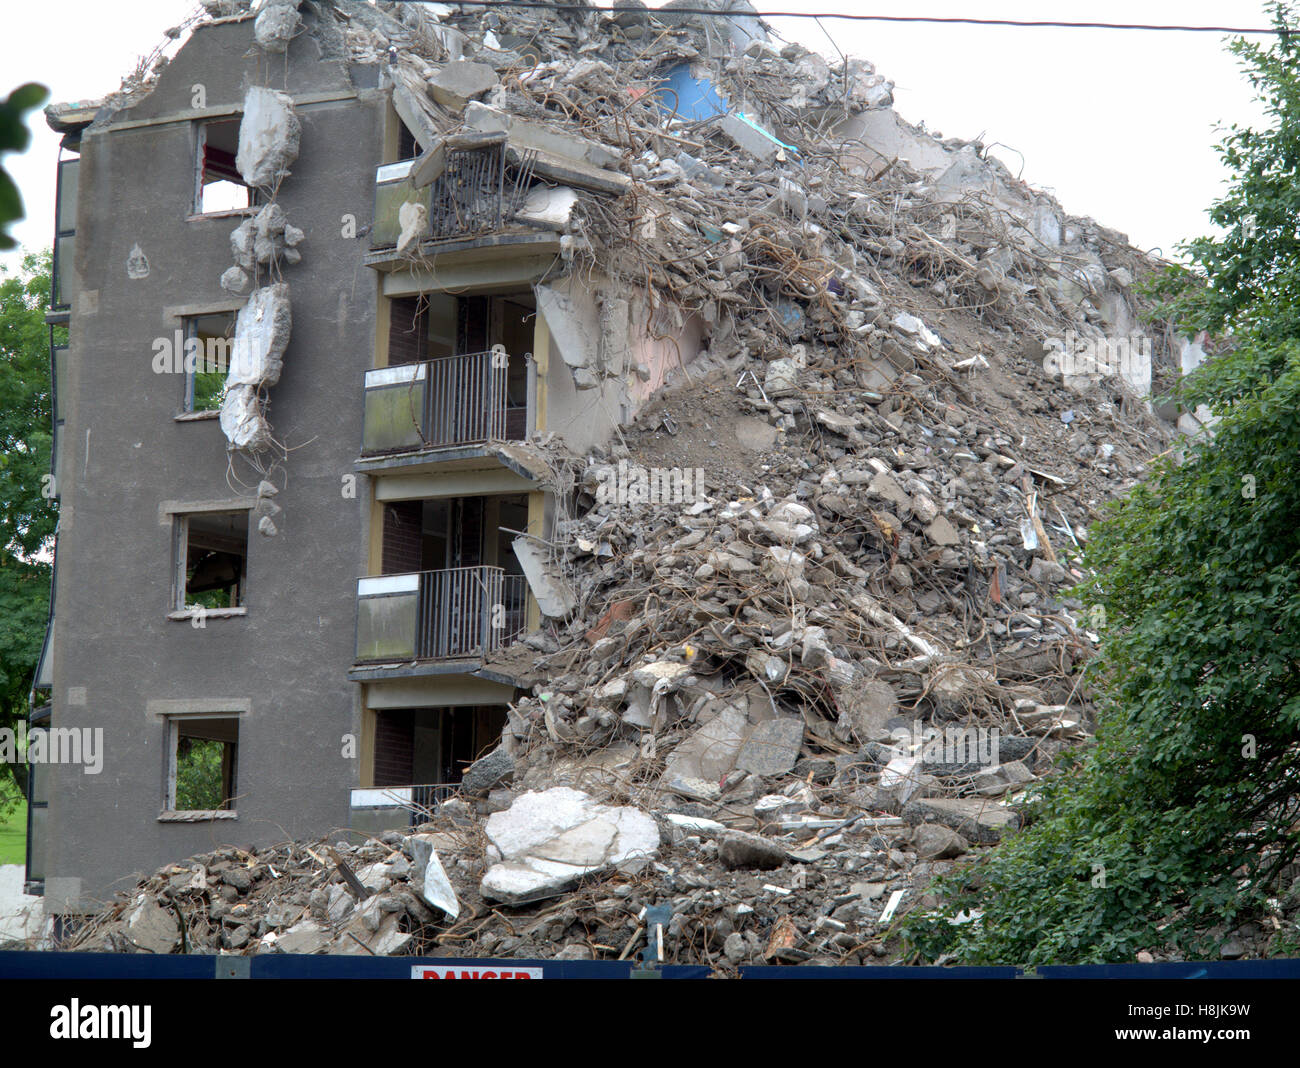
407 835 460 919
219 265 251 295
718 830 789 871
253 0 301 54
218 385 271 452
460 747 514 796
512 535 576 618
232 202 305 271
55 0 1220 968
125 896 179 954
396 200 428 256
227 283 291 389
902 797 1021 845
428 61 498 111
480 788 659 905
236 86 300 190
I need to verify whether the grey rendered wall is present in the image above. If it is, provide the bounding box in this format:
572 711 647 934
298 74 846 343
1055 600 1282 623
45 19 383 909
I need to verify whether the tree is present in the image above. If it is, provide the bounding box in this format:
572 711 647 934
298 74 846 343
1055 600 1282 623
0 84 49 250
0 250 58 804
903 2 1300 964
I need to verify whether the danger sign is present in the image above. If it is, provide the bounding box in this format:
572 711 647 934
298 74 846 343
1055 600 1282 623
411 965 544 979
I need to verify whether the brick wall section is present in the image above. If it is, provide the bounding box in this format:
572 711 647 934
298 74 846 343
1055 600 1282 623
373 711 413 787
388 296 427 366
382 500 423 574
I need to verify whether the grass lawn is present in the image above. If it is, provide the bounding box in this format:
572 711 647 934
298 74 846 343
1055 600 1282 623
0 795 26 867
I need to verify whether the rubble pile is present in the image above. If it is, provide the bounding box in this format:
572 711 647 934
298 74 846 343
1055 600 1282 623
54 0 1202 965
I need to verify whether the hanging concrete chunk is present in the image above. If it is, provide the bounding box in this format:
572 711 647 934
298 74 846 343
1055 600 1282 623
512 535 576 617
480 787 659 905
227 283 291 389
534 283 599 371
236 86 301 190
254 0 301 53
516 186 579 230
396 200 428 255
219 385 271 452
220 265 251 295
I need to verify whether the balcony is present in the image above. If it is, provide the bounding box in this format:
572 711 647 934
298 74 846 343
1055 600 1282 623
349 784 460 833
361 349 529 459
355 566 527 665
370 133 538 250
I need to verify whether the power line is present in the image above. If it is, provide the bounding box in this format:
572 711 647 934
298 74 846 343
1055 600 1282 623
396 1 1284 36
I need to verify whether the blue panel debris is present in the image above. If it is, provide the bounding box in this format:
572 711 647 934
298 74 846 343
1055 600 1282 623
728 110 800 158
654 63 728 122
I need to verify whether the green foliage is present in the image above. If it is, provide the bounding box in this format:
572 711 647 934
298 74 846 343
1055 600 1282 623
0 251 56 800
903 2 1300 964
0 788 25 866
1 250 58 558
0 83 49 250
174 739 227 811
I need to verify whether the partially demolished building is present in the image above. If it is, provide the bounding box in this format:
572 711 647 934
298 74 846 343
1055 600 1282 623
27 0 1192 961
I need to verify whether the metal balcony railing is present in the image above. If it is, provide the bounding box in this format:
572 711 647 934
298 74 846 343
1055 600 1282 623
355 566 528 662
362 349 529 456
371 136 538 248
349 784 460 828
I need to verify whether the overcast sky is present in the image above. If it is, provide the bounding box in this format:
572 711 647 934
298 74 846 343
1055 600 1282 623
0 0 1278 272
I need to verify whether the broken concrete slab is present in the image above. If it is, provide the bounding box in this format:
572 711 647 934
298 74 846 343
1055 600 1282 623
717 112 780 161
480 788 659 905
512 536 577 618
902 796 1021 845
274 917 329 954
912 823 968 860
407 834 461 919
841 678 898 743
868 471 912 510
428 61 499 110
972 760 1035 797
764 357 800 397
125 896 178 954
220 265 250 295
465 101 622 171
735 716 803 776
534 283 600 371
236 86 300 189
516 185 580 230
662 704 747 783
874 751 926 811
460 747 514 795
925 515 960 547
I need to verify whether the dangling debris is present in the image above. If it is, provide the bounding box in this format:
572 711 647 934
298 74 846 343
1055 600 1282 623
236 86 300 190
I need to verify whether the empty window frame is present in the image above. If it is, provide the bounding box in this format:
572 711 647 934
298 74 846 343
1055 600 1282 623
195 120 253 215
181 311 235 413
51 150 78 310
173 510 249 613
166 715 239 814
